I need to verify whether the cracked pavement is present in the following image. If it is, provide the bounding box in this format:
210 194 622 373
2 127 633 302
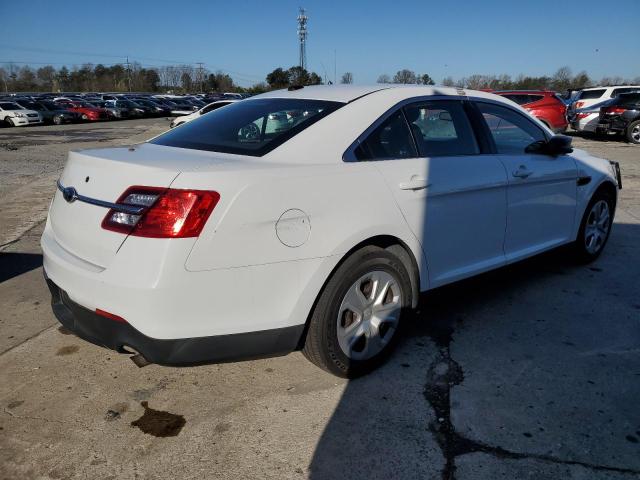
1 119 639 479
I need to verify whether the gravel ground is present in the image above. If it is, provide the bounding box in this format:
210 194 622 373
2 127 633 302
0 120 639 480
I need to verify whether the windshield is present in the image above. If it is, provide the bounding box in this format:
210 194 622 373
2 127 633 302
151 98 343 156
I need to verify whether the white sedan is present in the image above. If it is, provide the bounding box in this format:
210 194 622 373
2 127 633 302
0 101 43 126
43 85 621 377
170 99 237 128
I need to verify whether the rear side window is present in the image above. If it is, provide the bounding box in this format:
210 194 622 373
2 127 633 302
578 89 605 100
404 101 479 156
355 110 417 161
151 99 342 156
476 102 546 154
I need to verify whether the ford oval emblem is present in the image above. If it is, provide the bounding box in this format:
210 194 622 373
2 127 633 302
62 186 78 203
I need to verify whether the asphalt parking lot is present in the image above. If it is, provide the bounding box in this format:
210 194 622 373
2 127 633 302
1 119 639 480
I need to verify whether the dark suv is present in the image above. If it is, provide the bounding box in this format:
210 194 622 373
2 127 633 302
596 92 640 144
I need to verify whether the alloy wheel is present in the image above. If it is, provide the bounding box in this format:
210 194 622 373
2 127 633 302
585 200 610 254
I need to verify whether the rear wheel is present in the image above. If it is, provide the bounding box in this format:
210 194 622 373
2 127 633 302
302 246 412 378
53 115 63 125
571 189 614 263
626 120 640 144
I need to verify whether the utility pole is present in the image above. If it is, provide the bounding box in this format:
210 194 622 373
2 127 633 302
125 56 131 92
297 8 308 71
196 62 205 93
334 49 336 85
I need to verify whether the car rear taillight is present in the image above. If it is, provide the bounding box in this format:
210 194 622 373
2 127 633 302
601 107 626 115
101 186 220 238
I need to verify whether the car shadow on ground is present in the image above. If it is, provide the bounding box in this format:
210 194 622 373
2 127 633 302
308 223 640 479
0 252 43 283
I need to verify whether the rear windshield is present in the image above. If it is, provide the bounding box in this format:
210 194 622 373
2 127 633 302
578 89 605 100
502 94 544 105
151 98 343 156
617 93 640 106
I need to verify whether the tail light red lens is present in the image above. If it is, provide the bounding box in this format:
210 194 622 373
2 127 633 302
102 186 220 238
602 107 626 115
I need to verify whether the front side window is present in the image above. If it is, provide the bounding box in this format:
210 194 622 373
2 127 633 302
404 101 479 157
151 98 342 157
477 102 546 154
354 110 417 161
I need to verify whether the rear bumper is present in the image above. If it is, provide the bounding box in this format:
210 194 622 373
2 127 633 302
46 276 304 366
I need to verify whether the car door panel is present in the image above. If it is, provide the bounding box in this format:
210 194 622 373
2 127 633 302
475 101 578 262
357 100 508 288
376 156 507 287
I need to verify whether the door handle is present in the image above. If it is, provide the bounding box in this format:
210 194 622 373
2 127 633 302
399 176 430 191
512 166 532 179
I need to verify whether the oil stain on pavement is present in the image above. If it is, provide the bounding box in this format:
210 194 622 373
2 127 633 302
130 401 185 437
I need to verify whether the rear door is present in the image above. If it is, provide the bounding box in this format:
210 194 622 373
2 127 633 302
359 99 508 287
474 101 577 261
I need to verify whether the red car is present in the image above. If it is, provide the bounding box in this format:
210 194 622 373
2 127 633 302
54 101 112 121
496 90 568 133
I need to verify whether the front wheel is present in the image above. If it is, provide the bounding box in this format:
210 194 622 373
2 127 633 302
626 120 640 144
53 116 63 125
5 117 15 127
571 189 614 263
302 246 412 378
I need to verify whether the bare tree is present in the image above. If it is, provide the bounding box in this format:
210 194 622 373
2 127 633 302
441 76 455 87
377 74 391 84
340 72 353 84
392 69 417 84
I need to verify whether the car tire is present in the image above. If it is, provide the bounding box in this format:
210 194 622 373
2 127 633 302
626 120 640 144
570 188 615 263
5 117 15 127
302 245 412 378
53 116 63 125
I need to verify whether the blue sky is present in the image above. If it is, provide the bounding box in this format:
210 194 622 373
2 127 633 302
1 0 638 87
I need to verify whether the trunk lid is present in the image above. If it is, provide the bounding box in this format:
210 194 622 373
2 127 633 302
50 145 181 267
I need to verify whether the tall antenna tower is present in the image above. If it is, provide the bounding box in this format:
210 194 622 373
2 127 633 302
297 8 308 70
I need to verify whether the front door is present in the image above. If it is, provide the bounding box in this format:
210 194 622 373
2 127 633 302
475 101 577 261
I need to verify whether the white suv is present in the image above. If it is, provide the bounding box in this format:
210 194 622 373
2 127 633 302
569 86 640 119
0 101 43 126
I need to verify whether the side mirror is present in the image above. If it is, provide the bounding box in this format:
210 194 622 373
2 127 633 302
525 135 573 156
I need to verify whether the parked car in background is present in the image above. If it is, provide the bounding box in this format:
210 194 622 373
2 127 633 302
0 101 43 126
496 90 567 132
570 99 615 134
14 100 79 125
596 92 640 144
568 85 640 118
44 85 621 377
131 99 171 116
92 100 130 119
55 101 112 121
170 100 237 128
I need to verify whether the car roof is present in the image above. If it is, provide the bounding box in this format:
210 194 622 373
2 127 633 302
497 90 555 95
252 84 506 103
